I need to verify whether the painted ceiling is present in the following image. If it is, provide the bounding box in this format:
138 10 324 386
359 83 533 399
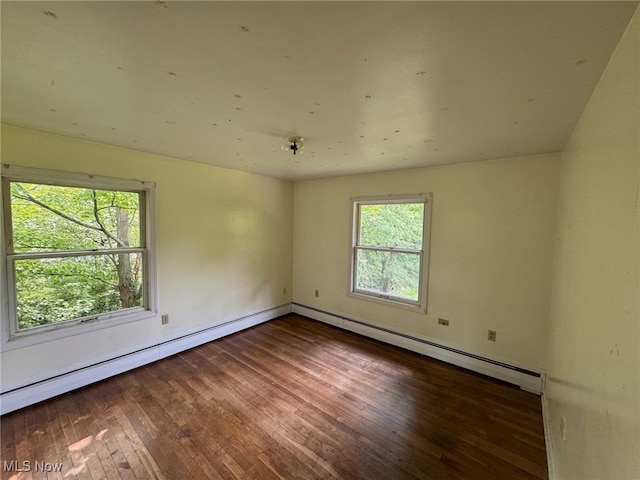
2 1 637 180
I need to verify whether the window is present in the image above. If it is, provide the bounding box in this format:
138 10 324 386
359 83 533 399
350 194 432 310
1 165 157 345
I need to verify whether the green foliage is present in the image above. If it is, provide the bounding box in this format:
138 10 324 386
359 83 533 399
11 183 140 252
360 203 423 249
356 202 424 301
9 182 143 330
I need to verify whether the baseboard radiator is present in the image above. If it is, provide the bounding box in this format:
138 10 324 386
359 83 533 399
292 303 544 394
0 304 292 415
2 302 544 415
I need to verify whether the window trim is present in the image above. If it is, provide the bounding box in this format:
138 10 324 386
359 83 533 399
349 193 432 312
1 164 158 350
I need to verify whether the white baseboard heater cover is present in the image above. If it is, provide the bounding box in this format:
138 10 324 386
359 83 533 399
0 304 292 415
1 302 543 415
292 303 544 394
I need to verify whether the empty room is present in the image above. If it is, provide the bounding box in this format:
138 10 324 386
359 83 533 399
1 2 638 479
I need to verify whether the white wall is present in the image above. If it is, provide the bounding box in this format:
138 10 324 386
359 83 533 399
0 125 293 388
546 6 640 480
293 154 560 372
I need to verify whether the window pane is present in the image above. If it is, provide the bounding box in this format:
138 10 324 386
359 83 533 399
10 182 141 253
359 203 424 249
355 249 420 301
14 253 143 331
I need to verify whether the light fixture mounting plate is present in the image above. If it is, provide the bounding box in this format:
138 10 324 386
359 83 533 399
284 136 304 155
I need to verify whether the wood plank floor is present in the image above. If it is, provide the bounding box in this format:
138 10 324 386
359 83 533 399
1 314 548 480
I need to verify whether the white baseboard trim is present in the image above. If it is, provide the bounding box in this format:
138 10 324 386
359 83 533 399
0 304 292 415
292 303 544 394
541 393 558 480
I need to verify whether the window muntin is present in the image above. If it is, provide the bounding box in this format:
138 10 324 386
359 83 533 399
351 194 431 310
2 165 156 343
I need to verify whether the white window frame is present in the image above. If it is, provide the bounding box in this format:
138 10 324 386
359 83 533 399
1 164 158 350
349 193 432 312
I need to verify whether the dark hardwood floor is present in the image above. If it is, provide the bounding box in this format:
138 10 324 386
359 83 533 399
1 314 548 479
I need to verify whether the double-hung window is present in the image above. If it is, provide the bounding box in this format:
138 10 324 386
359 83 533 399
350 193 432 311
1 165 157 346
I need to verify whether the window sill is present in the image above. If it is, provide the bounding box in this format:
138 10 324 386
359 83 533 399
1 308 158 352
348 290 427 314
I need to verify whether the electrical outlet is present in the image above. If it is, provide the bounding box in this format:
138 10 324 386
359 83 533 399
315 290 319 297
283 287 287 295
162 314 169 325
488 330 497 342
437 318 449 326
